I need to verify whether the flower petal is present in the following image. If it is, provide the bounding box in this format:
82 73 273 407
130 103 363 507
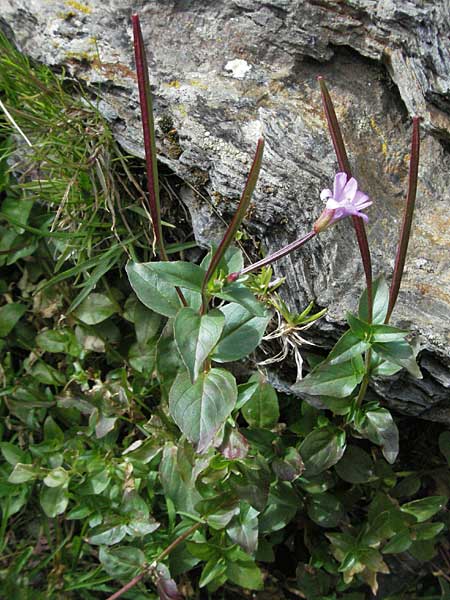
343 177 358 201
333 172 348 200
320 188 332 202
325 198 343 209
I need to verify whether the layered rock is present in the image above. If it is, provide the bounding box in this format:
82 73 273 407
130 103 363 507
2 0 449 419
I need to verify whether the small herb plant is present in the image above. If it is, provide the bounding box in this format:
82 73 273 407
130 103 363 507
0 13 448 600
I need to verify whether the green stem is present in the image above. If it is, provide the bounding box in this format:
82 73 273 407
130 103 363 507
355 348 372 408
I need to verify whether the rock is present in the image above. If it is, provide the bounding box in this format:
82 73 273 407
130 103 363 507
2 0 449 420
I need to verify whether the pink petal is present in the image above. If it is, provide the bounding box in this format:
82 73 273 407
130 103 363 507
354 190 369 204
325 198 343 209
333 172 348 200
343 177 358 201
320 188 332 202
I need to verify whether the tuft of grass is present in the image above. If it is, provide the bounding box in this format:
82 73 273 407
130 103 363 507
0 32 195 313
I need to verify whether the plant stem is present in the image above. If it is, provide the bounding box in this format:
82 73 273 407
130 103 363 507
106 521 202 600
355 348 372 408
385 116 421 323
238 231 316 277
318 76 373 323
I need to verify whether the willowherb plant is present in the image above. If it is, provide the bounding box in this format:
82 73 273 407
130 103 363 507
106 13 446 600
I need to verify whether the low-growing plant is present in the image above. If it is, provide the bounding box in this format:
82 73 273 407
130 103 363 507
0 13 449 600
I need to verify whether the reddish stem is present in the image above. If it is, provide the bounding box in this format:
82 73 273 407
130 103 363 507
132 14 186 305
318 76 373 322
385 116 421 322
238 230 316 277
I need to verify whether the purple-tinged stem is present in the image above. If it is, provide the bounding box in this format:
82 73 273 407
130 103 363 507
318 76 373 322
385 116 421 323
132 14 186 306
201 138 265 311
236 230 316 277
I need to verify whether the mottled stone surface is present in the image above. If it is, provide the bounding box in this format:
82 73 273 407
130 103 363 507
2 0 449 419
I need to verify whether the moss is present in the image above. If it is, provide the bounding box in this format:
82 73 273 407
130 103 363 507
65 0 92 14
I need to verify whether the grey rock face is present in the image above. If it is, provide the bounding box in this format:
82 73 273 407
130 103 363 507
2 0 449 419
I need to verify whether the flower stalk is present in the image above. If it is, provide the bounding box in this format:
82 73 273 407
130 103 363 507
318 76 373 322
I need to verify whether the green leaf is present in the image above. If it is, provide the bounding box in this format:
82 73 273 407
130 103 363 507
199 557 227 588
169 369 237 453
0 442 29 466
335 445 376 483
43 467 69 488
401 496 447 522
8 462 39 483
1 196 33 232
371 351 403 377
241 373 279 429
126 261 182 317
327 330 370 365
227 502 259 554
371 324 409 342
272 447 304 482
159 443 202 514
215 284 266 316
307 492 344 528
29 361 66 386
73 293 116 325
99 546 146 578
226 558 264 590
174 307 224 381
383 530 412 554
372 339 421 379
134 302 161 346
347 313 371 340
293 359 364 398
409 538 438 561
258 482 299 535
36 328 81 356
212 303 271 363
147 261 205 291
235 380 259 410
359 407 399 464
0 303 26 337
300 428 346 477
414 521 445 541
296 564 332 599
40 484 69 517
359 276 389 324
87 523 127 546
128 340 156 374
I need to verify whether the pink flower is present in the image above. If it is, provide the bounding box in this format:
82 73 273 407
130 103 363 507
314 172 372 232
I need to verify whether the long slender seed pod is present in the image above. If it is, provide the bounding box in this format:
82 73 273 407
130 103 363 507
385 116 421 322
132 14 186 305
201 138 265 311
132 14 165 258
318 76 373 322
